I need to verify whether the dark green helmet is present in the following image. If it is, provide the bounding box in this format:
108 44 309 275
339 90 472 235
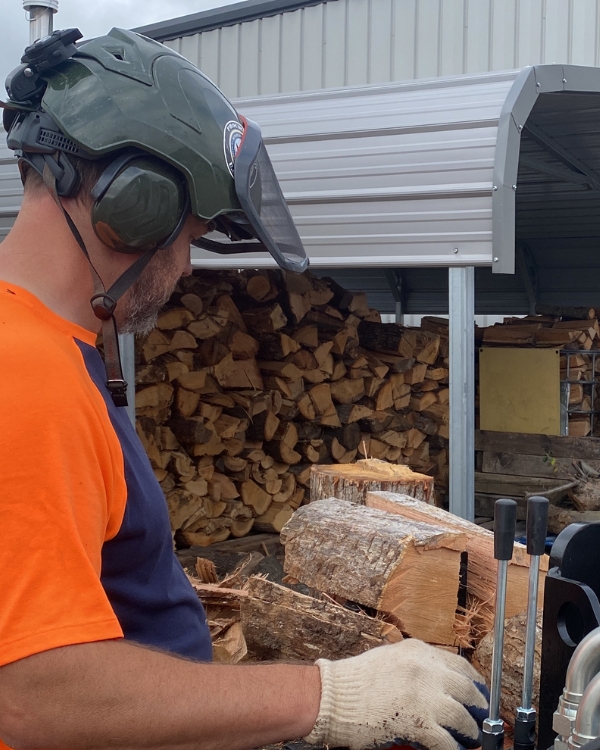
3 27 307 272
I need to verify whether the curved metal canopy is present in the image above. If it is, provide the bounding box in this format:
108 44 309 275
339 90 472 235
188 64 600 277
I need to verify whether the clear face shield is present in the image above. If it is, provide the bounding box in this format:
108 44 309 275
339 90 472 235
193 117 308 273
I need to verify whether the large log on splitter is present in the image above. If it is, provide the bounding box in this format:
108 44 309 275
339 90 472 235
281 498 467 645
366 491 548 644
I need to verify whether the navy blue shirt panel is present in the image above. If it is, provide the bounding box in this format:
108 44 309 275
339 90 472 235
76 339 212 662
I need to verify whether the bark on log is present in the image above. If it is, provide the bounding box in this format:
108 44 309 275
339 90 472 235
548 505 600 533
281 498 466 645
241 577 402 661
535 304 596 320
568 479 600 511
310 458 434 505
473 609 542 726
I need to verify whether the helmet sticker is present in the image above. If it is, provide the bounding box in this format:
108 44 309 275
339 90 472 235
224 120 244 177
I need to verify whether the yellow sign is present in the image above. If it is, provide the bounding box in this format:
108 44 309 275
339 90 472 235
479 347 561 435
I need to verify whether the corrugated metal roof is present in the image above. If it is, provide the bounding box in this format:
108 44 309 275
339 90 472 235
151 0 600 100
192 69 515 271
134 0 329 41
0 139 21 242
189 65 600 278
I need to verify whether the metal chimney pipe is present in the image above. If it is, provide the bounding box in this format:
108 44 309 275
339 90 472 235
23 0 58 44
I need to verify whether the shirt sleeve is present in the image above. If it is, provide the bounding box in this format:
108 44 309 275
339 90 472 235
0 329 127 667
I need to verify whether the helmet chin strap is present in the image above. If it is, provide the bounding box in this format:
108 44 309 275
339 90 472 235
42 163 161 407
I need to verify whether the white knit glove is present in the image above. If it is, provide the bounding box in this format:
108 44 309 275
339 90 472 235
305 639 489 750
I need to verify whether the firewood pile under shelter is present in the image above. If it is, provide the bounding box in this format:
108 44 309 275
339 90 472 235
135 270 451 545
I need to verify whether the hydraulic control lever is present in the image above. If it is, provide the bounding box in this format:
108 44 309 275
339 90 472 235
483 498 517 750
514 496 549 750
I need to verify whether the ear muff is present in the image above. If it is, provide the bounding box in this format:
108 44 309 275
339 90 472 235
91 156 188 253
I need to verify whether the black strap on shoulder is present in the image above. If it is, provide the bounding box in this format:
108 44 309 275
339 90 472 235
42 163 129 407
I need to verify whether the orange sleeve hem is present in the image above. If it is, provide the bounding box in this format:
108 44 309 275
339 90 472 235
0 619 124 668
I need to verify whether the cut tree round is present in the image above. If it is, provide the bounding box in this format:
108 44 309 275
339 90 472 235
310 458 434 504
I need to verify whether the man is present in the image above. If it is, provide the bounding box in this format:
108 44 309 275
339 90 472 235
0 27 488 750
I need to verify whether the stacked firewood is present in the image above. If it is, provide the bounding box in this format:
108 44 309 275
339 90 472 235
135 269 450 545
480 306 600 437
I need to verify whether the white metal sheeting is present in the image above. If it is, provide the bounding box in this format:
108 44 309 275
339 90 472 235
159 0 600 100
0 141 21 243
192 70 516 270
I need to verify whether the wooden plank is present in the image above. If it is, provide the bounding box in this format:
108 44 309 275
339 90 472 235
475 493 527 521
193 533 283 555
481 451 597 481
474 471 567 498
476 430 600 461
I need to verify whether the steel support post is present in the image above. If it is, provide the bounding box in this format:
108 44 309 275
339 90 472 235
118 333 136 426
449 266 475 520
385 269 404 324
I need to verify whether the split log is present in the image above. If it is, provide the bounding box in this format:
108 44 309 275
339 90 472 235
310 458 434 505
241 577 402 661
547 505 600 534
366 491 548 644
281 498 467 645
212 621 248 663
568 479 600 511
535 304 596 320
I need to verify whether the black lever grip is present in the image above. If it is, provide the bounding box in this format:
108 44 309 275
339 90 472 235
526 496 549 556
494 498 517 560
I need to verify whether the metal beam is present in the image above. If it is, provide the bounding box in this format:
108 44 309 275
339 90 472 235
518 155 593 186
523 122 600 190
449 267 475 520
385 269 404 324
516 245 537 315
118 333 137 426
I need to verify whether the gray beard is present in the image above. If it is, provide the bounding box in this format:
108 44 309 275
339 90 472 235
117 250 180 336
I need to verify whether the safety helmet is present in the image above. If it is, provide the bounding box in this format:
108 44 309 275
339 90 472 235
3 27 307 272
2 28 308 407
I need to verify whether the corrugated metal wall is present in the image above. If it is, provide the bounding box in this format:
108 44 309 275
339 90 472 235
165 0 600 98
0 141 21 243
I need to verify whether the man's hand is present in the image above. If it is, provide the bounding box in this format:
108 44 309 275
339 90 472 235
305 639 489 750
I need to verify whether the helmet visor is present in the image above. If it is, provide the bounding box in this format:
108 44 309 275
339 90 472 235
193 117 308 273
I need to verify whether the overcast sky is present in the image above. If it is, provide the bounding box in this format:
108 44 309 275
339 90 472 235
1 0 245 85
